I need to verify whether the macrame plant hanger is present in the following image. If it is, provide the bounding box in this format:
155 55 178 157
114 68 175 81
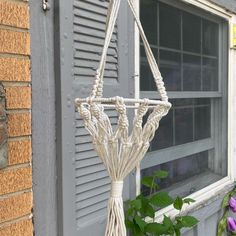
75 0 172 235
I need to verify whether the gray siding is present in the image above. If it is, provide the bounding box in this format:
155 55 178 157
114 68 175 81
211 0 236 13
182 196 225 236
30 0 57 235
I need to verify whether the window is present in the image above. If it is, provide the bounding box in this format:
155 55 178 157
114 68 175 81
139 0 228 199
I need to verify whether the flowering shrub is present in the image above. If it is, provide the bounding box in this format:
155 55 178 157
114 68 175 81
124 170 198 236
217 185 236 236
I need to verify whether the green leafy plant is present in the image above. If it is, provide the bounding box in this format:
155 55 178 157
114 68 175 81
217 183 236 236
125 170 198 236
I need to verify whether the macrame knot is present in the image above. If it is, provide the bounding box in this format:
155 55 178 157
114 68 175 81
111 181 123 198
95 70 101 79
79 105 91 121
91 104 101 119
116 97 126 114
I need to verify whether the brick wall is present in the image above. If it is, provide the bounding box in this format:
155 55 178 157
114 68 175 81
0 0 33 235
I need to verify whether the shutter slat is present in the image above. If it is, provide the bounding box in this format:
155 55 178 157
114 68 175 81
76 192 110 210
73 0 119 229
76 177 110 194
76 184 110 202
75 163 106 177
76 170 108 185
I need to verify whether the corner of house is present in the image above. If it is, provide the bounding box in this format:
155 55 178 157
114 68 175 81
0 0 33 235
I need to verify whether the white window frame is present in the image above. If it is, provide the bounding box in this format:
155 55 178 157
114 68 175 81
134 0 236 221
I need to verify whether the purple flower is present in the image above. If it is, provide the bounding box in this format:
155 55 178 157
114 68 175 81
229 197 236 212
227 217 236 232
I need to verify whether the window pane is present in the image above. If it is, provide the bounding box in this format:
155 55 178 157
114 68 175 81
151 110 174 151
202 58 218 91
140 0 157 44
203 19 219 56
159 3 181 49
148 99 212 151
140 1 227 201
175 107 194 145
183 54 201 91
141 151 224 197
183 12 201 53
159 50 181 91
140 46 158 91
194 100 211 140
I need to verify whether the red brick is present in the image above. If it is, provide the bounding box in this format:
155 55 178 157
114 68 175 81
0 192 32 223
0 167 32 195
0 58 30 82
8 140 31 165
7 113 31 137
0 219 33 236
6 87 31 109
0 1 29 29
0 29 30 55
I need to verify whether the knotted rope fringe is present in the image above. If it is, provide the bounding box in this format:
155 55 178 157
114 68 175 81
77 100 170 236
105 181 125 236
75 0 172 235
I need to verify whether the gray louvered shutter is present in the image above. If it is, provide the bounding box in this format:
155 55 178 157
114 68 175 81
56 0 134 235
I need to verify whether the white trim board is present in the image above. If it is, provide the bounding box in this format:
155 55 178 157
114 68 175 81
181 0 233 19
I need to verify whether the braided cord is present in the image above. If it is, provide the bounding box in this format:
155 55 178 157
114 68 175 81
90 0 168 102
90 0 121 98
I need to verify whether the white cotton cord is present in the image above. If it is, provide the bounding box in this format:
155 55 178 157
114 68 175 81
127 0 168 102
105 200 126 236
91 0 121 98
75 1 172 236
111 181 124 198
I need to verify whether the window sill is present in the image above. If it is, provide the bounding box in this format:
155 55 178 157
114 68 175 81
146 176 234 223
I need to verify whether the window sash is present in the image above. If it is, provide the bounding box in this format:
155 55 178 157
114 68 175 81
138 0 228 197
141 138 214 169
134 0 233 223
140 91 222 99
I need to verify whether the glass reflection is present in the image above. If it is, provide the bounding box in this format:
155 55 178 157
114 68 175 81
159 50 181 91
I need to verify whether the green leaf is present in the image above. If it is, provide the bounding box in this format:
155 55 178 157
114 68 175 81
163 215 175 235
126 207 134 217
177 216 199 228
141 176 154 188
145 222 167 235
125 219 134 230
137 194 155 218
174 197 184 211
132 221 143 236
154 170 168 179
145 203 155 218
134 215 147 232
174 228 181 236
163 215 173 228
184 198 196 205
130 199 142 210
217 216 227 236
222 192 231 208
150 192 174 208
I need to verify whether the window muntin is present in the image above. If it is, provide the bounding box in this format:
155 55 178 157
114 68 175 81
148 98 211 151
140 0 227 197
140 1 219 92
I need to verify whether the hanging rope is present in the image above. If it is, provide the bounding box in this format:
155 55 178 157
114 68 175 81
75 0 172 235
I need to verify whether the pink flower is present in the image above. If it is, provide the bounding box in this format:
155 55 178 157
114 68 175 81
227 217 236 232
229 197 236 212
